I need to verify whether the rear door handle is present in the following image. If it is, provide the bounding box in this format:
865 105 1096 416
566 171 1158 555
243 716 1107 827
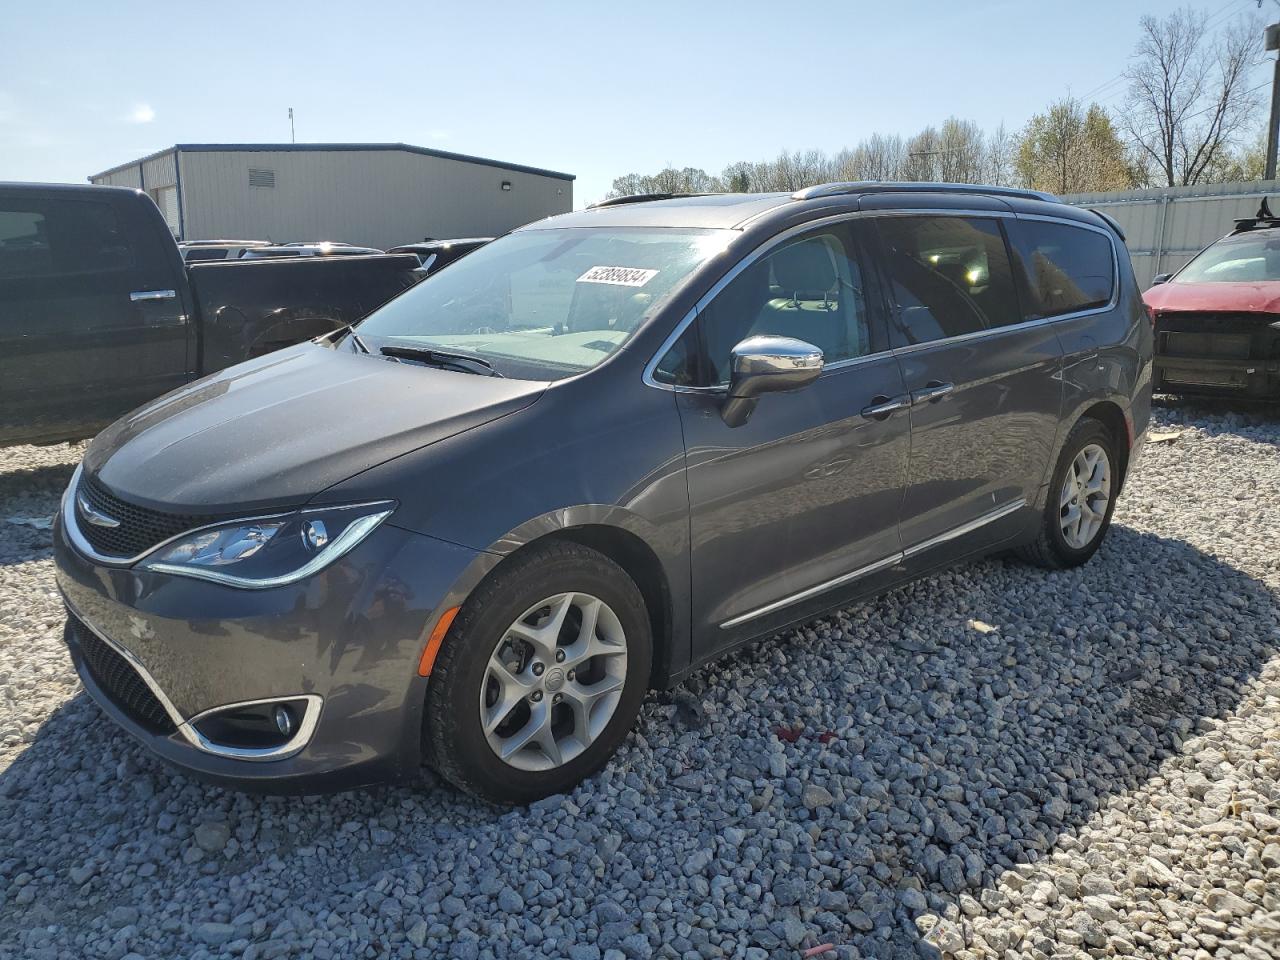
861 394 911 419
910 381 954 404
130 289 177 302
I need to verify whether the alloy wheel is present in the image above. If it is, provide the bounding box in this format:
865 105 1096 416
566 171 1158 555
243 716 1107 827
1059 442 1111 549
479 592 628 772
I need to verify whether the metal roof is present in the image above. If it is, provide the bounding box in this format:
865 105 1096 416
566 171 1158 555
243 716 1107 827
89 143 575 182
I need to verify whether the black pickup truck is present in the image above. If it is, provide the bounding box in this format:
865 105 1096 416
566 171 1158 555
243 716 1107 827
0 182 422 446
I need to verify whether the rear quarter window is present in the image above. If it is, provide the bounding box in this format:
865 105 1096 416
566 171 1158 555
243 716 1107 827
1008 219 1114 319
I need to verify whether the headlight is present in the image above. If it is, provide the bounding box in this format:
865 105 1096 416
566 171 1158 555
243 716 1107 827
139 501 395 588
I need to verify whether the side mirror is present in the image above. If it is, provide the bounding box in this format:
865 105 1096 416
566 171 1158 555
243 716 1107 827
1150 273 1171 285
721 335 823 427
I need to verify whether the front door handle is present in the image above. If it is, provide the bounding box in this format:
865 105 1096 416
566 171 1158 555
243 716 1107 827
130 289 177 302
910 381 954 404
861 394 911 419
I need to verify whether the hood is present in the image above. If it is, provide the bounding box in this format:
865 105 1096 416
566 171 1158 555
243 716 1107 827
84 343 545 514
1143 280 1280 314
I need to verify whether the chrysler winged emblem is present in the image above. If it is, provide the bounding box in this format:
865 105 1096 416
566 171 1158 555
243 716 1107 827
76 492 121 528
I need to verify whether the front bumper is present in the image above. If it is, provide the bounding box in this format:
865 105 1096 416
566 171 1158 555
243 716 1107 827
54 510 484 793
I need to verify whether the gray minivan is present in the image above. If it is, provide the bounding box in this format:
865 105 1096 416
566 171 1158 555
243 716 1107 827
54 183 1152 803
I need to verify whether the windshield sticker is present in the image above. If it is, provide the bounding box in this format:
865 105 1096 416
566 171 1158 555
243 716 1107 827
577 265 659 287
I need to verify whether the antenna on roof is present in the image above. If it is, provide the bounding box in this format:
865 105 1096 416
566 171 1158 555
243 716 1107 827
288 107 295 144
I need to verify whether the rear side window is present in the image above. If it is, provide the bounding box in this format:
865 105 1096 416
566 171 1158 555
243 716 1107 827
875 216 1021 345
0 198 133 278
1008 219 1114 318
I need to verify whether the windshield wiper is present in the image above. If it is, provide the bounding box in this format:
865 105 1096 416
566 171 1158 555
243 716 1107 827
379 345 503 377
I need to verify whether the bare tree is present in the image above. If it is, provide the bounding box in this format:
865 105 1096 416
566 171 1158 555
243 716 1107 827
903 126 941 181
606 167 723 199
936 117 987 183
984 123 1014 186
1122 9 1263 186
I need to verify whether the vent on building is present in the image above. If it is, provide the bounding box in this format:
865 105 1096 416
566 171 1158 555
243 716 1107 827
248 167 276 189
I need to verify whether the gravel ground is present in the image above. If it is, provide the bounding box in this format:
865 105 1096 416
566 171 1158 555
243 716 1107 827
1 403 1278 960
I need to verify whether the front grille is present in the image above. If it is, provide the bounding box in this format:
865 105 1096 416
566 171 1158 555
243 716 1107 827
1162 331 1252 360
66 613 176 735
76 472 218 558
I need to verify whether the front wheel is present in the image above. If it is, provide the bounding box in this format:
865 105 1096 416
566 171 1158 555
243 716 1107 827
422 541 652 804
1016 418 1119 569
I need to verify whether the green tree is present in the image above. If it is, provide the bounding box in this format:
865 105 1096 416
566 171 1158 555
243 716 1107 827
1016 98 1134 193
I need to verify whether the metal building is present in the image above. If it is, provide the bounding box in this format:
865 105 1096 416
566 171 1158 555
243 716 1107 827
1062 179 1280 288
88 143 575 247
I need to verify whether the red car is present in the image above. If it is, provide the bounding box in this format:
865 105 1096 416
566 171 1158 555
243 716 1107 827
1144 206 1280 400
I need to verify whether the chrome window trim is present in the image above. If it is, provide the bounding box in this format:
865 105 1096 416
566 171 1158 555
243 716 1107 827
643 209 1124 392
62 464 391 570
65 595 325 762
718 497 1027 629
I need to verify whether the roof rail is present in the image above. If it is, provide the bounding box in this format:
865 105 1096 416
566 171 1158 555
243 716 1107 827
791 181 1059 204
1231 196 1280 233
587 192 714 209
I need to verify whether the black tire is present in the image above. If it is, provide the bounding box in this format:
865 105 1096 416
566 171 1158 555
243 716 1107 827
1016 418 1120 570
423 540 652 804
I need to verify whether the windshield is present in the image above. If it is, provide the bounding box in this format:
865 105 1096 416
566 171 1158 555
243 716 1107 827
1176 233 1280 283
355 226 732 380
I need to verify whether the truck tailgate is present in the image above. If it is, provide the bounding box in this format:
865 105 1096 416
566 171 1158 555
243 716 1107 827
187 254 421 373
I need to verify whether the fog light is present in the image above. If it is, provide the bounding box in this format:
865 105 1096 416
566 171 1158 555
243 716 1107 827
274 705 294 737
301 519 329 550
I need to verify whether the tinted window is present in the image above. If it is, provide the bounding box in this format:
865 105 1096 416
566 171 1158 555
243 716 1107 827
693 228 873 384
876 216 1020 344
0 210 52 278
1009 219 1114 316
0 199 132 279
652 324 702 386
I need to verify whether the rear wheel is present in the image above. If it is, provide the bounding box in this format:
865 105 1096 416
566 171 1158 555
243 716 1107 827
1016 418 1119 569
423 541 651 804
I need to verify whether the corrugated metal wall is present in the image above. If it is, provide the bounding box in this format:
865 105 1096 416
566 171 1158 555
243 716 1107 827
90 151 178 193
177 149 573 247
1061 180 1280 288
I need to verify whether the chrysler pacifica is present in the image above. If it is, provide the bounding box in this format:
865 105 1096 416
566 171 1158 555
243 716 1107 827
54 183 1152 803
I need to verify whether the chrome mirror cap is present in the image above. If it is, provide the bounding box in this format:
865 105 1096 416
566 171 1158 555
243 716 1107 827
722 336 824 426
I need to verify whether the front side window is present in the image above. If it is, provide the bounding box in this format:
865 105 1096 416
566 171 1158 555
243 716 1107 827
876 216 1020 345
357 227 732 381
659 227 873 386
1175 232 1280 283
1008 219 1114 317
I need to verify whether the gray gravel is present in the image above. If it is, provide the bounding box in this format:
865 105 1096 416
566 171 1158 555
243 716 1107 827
2 404 1278 960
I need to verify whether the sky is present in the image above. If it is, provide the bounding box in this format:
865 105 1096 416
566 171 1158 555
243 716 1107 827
1 0 1271 208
